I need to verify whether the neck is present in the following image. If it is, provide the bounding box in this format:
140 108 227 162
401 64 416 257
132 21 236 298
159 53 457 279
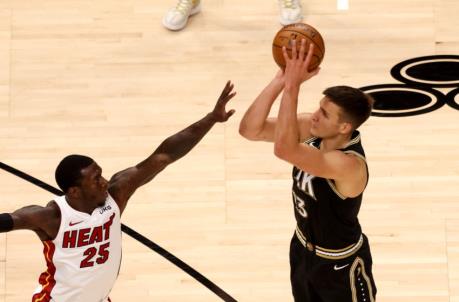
65 196 95 215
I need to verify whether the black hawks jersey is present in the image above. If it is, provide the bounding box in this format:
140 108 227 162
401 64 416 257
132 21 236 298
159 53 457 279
291 130 368 250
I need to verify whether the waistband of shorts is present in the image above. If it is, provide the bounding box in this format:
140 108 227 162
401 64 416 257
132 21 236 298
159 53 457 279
295 225 364 260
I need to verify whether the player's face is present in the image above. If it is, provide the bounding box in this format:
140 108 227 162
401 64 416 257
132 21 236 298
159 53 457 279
310 97 347 138
78 162 109 207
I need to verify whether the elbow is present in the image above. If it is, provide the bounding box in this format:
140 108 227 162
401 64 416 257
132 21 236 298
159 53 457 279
239 123 257 141
155 153 174 168
274 142 288 160
238 123 248 138
274 140 297 161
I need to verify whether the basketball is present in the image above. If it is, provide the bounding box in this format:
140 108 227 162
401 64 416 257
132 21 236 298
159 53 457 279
272 23 325 71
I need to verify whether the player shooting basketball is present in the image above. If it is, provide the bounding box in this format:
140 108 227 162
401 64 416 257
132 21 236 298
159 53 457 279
239 39 377 302
0 81 236 302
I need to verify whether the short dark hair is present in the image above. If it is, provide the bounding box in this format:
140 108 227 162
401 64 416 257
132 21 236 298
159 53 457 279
323 86 374 130
55 155 94 193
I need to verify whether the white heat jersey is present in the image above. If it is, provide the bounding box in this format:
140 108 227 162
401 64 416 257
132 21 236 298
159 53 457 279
32 194 122 302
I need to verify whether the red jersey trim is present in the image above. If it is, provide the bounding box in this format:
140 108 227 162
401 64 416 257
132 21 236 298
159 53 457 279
32 241 57 302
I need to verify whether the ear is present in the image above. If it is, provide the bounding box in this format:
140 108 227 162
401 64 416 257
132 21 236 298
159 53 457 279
67 186 81 199
339 122 353 135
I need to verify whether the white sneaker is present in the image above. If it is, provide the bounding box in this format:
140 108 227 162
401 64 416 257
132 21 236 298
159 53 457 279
162 0 202 31
278 0 303 25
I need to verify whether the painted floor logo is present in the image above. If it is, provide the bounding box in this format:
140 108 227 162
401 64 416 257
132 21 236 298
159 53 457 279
360 55 459 117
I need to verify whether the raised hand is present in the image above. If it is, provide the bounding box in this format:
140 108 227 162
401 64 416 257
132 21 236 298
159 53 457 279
210 81 237 123
282 39 320 87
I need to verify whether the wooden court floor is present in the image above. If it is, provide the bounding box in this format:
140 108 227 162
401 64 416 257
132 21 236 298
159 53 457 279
1 0 458 301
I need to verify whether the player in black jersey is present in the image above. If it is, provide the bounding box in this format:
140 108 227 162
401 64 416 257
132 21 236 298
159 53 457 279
239 39 376 301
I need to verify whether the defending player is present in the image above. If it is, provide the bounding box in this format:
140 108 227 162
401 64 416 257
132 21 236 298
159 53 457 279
0 81 236 302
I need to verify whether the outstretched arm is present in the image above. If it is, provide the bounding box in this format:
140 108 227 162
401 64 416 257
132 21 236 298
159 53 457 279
0 202 61 241
108 81 236 214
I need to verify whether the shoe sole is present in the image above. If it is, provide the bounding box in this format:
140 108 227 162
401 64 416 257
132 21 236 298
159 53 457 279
162 3 202 31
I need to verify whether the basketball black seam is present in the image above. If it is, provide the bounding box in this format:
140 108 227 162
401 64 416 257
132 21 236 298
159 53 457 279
273 29 325 54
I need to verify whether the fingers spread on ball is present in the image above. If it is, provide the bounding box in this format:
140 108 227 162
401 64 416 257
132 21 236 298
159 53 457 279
291 39 297 59
282 46 289 62
304 44 314 68
299 39 306 61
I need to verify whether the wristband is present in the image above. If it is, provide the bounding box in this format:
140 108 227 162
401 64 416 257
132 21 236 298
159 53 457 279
0 213 14 232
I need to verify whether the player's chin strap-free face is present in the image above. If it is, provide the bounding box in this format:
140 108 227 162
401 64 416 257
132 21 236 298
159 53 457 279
0 213 14 233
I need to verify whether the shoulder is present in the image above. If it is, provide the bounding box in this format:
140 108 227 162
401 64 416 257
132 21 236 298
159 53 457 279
40 200 62 240
341 131 367 168
336 149 366 169
15 201 60 221
319 149 365 182
106 193 121 214
45 200 61 219
342 152 367 176
11 200 61 240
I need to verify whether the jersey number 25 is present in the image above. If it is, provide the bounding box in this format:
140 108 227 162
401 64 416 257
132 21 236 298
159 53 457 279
80 242 110 268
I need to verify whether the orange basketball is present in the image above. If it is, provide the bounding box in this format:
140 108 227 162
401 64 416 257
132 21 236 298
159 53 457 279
272 23 325 71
